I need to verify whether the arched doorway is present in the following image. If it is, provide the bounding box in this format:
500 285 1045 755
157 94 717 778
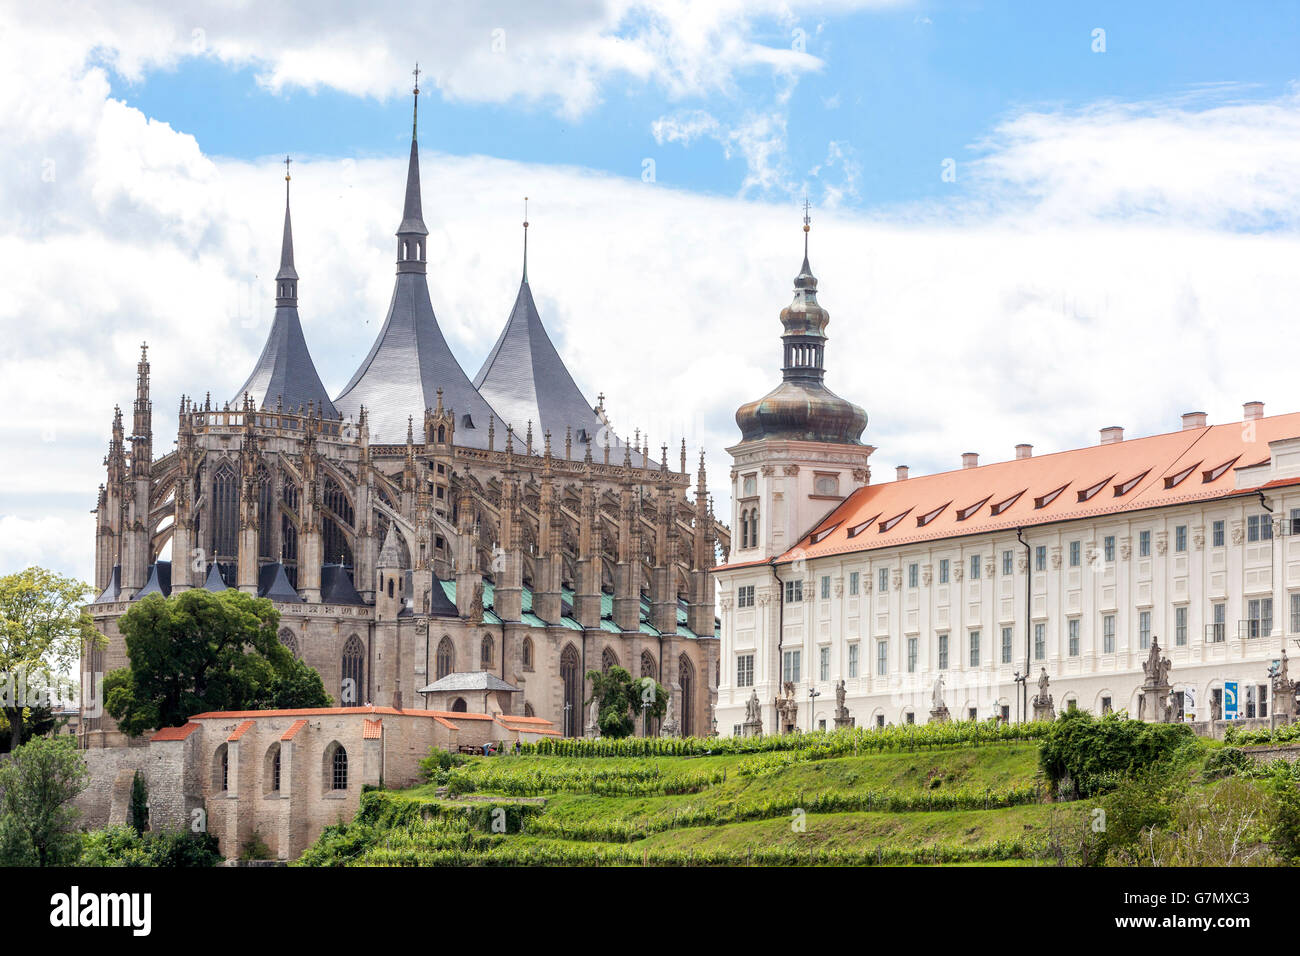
560 644 581 737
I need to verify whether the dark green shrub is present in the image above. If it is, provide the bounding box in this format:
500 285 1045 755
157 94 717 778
1204 746 1252 780
1038 710 1194 797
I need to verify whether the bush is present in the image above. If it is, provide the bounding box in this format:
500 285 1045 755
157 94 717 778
1038 710 1196 798
1203 746 1253 780
80 826 221 867
418 748 467 784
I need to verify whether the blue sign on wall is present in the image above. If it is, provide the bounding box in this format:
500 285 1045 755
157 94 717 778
1224 681 1239 720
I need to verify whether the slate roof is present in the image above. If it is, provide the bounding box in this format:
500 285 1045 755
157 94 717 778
417 671 521 695
258 562 302 603
95 565 122 603
475 276 653 467
232 182 338 416
333 110 518 447
133 561 171 600
200 563 233 592
320 564 366 605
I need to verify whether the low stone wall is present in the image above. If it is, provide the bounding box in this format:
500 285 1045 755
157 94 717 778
1241 744 1300 764
1189 715 1291 740
74 738 199 833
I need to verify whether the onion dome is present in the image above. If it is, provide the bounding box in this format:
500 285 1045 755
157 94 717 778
736 207 866 444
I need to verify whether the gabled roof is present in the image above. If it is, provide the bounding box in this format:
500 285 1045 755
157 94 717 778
772 411 1300 564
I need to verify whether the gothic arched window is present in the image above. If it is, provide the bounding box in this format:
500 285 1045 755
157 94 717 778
278 627 298 659
679 654 695 737
213 744 229 793
326 743 348 790
481 634 494 669
740 509 749 549
451 697 468 713
212 462 238 561
436 636 455 680
560 644 581 737
522 636 534 671
265 743 281 793
341 634 364 706
256 463 274 561
601 647 618 673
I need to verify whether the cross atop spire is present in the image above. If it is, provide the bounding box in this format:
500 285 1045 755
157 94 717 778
802 195 812 262
284 155 292 181
522 196 529 282
411 62 420 137
276 159 298 300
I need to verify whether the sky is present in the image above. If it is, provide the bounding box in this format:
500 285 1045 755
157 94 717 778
2 0 1300 586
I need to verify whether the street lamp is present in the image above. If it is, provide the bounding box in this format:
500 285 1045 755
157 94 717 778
563 701 572 738
1013 671 1026 725
807 685 821 732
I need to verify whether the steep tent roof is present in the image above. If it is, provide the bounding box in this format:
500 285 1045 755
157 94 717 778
232 170 338 417
473 278 606 443
333 86 516 447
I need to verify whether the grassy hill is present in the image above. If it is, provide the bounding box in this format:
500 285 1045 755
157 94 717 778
297 725 1096 866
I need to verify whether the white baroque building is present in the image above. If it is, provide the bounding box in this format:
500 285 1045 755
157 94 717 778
714 227 1296 735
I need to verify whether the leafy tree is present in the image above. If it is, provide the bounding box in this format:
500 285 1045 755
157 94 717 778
1038 708 1196 798
106 589 329 737
0 735 88 866
584 666 667 739
0 704 63 754
0 567 103 751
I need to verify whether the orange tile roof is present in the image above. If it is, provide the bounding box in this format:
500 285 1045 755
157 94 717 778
227 719 256 742
150 722 200 742
752 411 1300 565
281 719 308 741
494 715 562 736
361 718 383 739
185 705 495 722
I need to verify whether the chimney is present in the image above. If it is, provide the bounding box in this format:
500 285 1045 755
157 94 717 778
961 452 979 470
1244 401 1264 422
1181 411 1207 430
1099 426 1123 445
895 465 909 481
1015 443 1033 460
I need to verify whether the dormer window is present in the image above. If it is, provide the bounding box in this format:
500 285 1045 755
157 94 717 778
1112 470 1149 497
1077 475 1116 503
846 514 881 538
1202 456 1241 483
1034 484 1069 509
810 522 840 544
460 414 474 429
916 502 950 527
1163 462 1201 489
956 495 992 521
989 490 1025 517
879 509 912 533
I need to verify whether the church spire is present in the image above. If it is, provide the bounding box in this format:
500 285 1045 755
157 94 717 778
276 156 298 307
396 64 428 274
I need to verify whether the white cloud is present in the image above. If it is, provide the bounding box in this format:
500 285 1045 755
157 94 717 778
3 7 1300 587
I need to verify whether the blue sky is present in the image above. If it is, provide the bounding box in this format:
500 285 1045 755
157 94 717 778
4 0 1300 582
105 2 1300 208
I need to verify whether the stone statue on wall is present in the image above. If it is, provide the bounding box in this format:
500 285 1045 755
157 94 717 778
1032 668 1055 721
833 679 852 728
1272 650 1297 720
659 694 679 737
1140 638 1173 722
775 681 799 734
929 673 950 723
742 689 764 737
1142 638 1171 688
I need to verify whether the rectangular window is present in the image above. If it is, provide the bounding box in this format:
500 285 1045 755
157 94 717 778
938 559 949 585
848 572 859 596
969 630 980 668
1292 509 1300 536
1292 593 1300 633
1139 610 1151 649
1068 618 1080 657
937 633 949 670
819 645 830 681
1101 696 1113 715
1139 530 1151 557
970 555 981 580
1103 535 1115 562
848 643 859 678
1248 597 1273 638
1034 545 1046 571
736 654 754 687
908 563 919 588
820 575 831 600
1212 520 1225 548
876 640 888 676
905 711 915 725
782 649 801 683
784 580 803 603
1248 514 1273 542
1246 684 1269 719
737 585 754 608
1069 541 1080 567
879 568 889 593
1175 525 1187 553
1211 602 1226 642
1001 626 1012 664
1034 623 1045 660
1103 614 1115 654
907 637 918 673
1175 606 1187 646
1002 550 1013 575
